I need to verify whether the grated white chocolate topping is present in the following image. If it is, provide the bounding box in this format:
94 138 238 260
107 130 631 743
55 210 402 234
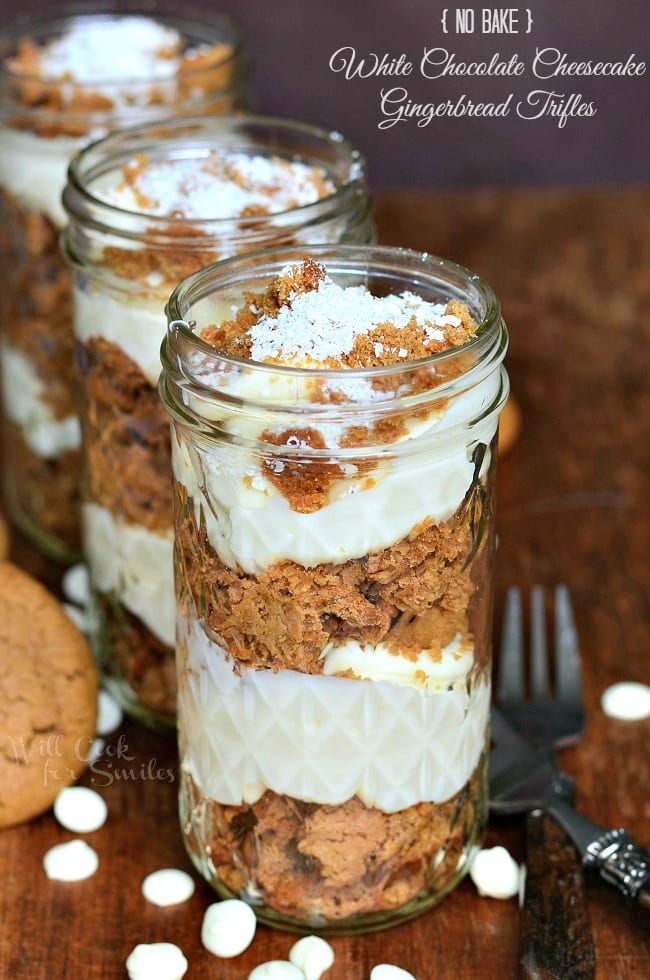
17 17 204 84
247 274 461 365
95 153 334 219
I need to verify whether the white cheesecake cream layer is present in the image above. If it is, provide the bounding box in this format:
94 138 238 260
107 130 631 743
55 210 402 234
0 343 81 456
179 616 489 813
82 502 174 648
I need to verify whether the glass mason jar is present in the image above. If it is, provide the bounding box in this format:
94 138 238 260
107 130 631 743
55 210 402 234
160 244 509 932
0 1 249 562
62 117 373 730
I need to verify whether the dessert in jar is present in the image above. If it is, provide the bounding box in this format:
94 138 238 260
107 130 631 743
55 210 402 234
160 245 509 932
0 3 248 561
62 117 373 729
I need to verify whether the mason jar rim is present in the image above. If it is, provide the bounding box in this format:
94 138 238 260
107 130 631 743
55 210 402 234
63 115 368 238
165 243 502 377
0 2 245 93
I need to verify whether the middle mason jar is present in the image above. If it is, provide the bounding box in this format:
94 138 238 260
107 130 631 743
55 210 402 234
62 116 373 730
160 244 509 933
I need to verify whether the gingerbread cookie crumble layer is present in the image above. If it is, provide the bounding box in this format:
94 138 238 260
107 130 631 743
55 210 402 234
173 259 496 927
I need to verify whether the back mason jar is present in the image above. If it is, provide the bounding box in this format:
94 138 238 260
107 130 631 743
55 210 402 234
62 117 373 729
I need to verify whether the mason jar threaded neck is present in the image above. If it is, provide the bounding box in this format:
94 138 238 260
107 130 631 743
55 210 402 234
62 116 372 257
160 243 508 450
0 3 248 130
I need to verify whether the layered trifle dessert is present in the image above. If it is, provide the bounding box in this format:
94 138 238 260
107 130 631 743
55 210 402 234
62 119 372 726
0 7 247 559
160 247 509 930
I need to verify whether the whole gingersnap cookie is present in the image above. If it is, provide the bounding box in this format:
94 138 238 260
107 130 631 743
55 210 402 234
498 396 522 455
0 562 98 828
0 513 8 560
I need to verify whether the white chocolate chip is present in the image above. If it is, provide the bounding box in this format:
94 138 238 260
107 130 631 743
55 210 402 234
96 689 123 735
53 786 107 833
43 840 99 881
248 963 305 980
62 563 91 606
469 845 522 899
62 602 91 634
370 967 416 980
289 936 335 980
125 942 188 980
201 899 257 958
142 869 195 907
601 682 650 721
85 737 106 766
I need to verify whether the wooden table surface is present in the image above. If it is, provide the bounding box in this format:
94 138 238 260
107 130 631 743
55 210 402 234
1 185 649 979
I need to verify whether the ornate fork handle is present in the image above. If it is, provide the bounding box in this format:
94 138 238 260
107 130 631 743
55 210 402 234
584 829 650 905
548 791 650 908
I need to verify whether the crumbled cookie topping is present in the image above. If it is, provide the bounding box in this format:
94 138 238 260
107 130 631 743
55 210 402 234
202 258 478 369
98 152 334 220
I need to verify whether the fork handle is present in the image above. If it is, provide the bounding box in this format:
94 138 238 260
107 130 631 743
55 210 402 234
583 826 650 906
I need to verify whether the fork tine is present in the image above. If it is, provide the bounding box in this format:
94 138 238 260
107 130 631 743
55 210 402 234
497 587 525 701
530 585 549 701
554 584 582 705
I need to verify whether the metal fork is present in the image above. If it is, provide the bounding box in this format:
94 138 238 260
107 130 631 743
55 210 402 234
494 585 596 980
497 584 584 748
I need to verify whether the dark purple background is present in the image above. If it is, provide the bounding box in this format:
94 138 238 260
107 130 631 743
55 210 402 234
3 0 649 189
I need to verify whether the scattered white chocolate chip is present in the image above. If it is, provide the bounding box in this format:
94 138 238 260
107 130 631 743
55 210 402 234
62 563 91 606
85 737 106 767
601 682 650 721
469 845 522 899
370 967 416 980
142 868 195 907
201 899 257 958
96 689 123 735
53 786 107 833
43 840 99 881
248 963 305 980
62 602 91 634
289 935 335 980
125 942 188 980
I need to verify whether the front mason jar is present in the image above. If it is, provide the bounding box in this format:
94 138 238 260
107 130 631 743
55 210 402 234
0 1 249 562
160 244 509 932
62 118 373 730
